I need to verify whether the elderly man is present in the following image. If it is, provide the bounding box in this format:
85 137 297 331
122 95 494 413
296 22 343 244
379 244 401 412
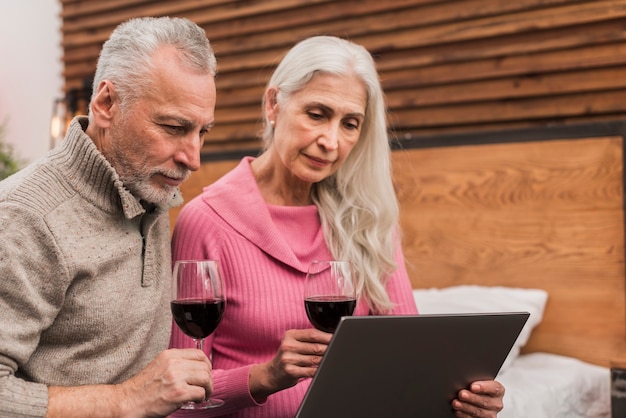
0 17 217 417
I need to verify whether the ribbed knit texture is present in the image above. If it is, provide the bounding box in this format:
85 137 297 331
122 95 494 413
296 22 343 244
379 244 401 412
0 117 173 417
169 157 417 418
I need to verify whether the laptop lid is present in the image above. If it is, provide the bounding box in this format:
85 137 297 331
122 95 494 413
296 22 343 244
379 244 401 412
295 312 529 418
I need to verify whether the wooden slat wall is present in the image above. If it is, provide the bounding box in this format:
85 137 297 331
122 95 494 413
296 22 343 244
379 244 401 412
60 0 626 152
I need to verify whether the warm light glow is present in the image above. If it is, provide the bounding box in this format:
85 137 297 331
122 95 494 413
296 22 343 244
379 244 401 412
50 114 62 139
49 99 66 149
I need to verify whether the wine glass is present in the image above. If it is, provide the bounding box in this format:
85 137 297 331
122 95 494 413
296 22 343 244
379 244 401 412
171 259 225 409
304 260 356 333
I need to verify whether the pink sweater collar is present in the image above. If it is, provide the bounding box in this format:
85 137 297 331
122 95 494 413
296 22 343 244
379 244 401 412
201 157 331 272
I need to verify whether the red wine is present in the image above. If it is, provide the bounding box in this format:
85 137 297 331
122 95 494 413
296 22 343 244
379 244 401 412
171 298 225 339
305 296 356 333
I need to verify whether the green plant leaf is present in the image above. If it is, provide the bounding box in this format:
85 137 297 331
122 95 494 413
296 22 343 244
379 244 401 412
0 121 22 180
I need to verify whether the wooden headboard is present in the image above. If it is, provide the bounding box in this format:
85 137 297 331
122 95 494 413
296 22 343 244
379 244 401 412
172 122 626 368
394 122 626 368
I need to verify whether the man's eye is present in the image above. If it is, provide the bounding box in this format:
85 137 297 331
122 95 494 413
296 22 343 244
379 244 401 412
308 111 324 120
163 125 185 134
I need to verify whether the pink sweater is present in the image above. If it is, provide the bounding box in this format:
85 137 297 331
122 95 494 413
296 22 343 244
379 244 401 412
170 157 417 418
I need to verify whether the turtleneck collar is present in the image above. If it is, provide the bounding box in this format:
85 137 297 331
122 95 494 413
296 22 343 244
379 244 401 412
52 116 167 220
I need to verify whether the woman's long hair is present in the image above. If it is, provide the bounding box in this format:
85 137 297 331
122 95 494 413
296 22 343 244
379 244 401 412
261 36 400 313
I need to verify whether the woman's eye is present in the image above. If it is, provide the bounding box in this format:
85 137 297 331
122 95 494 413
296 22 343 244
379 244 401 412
344 120 360 130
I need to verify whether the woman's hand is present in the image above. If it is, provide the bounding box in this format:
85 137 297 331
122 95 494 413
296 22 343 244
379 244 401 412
452 380 505 417
249 328 332 402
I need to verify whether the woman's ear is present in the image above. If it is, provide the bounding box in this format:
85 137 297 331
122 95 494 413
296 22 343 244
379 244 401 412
90 80 116 127
265 87 278 122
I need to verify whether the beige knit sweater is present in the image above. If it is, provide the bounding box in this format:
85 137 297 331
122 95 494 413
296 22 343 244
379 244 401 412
0 117 173 417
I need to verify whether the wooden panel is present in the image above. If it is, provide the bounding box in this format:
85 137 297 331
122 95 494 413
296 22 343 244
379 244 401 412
393 136 625 366
390 90 626 131
59 0 626 148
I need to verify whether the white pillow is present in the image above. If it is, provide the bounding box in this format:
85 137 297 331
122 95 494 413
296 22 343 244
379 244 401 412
412 285 548 372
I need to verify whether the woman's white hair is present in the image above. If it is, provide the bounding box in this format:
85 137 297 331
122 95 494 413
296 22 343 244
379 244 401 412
91 16 217 113
261 35 400 313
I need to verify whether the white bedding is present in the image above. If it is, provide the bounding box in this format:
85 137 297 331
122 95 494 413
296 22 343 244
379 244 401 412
496 352 610 418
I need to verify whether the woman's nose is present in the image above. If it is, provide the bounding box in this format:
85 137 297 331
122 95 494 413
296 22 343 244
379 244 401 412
318 125 339 150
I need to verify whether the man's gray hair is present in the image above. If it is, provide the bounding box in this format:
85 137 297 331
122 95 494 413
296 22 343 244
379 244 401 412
91 16 217 110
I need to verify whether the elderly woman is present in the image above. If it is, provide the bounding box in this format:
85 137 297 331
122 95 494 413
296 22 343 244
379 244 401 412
170 35 505 418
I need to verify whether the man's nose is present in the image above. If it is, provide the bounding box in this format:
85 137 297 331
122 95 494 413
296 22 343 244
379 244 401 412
175 136 202 172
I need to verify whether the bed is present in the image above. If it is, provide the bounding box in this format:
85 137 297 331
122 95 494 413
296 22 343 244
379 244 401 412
393 122 626 418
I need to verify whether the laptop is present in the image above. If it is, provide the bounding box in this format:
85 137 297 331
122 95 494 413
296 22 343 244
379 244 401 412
295 312 529 418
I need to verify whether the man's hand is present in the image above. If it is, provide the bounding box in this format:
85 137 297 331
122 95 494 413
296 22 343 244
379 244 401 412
46 348 213 418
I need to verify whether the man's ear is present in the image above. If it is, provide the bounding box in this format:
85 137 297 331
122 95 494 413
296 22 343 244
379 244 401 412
90 80 117 127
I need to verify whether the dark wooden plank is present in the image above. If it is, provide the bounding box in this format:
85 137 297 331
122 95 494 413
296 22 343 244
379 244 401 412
391 114 626 139
62 0 332 36
381 42 626 89
389 89 626 129
386 67 626 107
62 0 253 28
